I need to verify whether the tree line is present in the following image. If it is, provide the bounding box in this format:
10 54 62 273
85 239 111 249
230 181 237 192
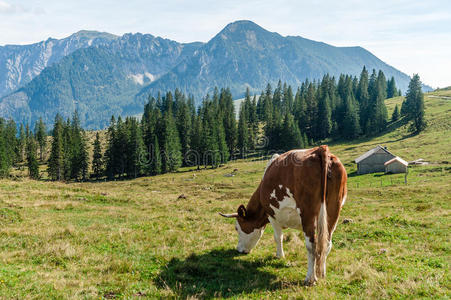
0 68 426 180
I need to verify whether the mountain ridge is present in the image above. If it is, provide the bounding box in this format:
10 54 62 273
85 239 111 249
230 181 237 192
0 20 426 129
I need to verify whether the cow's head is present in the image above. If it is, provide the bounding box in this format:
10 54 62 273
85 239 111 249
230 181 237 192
220 205 265 254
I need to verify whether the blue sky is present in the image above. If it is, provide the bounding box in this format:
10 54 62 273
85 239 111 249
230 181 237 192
1 0 450 88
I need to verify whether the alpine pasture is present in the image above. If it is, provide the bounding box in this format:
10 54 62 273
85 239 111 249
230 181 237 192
0 91 450 299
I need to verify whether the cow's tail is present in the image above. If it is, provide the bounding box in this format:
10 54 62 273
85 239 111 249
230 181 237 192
316 145 329 278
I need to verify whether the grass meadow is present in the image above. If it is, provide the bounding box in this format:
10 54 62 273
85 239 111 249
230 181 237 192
0 91 450 299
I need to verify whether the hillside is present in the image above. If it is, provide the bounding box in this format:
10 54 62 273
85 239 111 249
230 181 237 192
0 20 421 129
0 91 449 298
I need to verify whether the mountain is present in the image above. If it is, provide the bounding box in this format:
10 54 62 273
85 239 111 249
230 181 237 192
0 30 118 98
0 20 423 129
0 34 203 128
137 20 414 101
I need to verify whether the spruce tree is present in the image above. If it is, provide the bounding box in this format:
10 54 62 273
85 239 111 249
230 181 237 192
161 111 182 173
47 115 64 181
281 112 302 150
18 124 26 162
404 74 426 133
317 93 332 140
0 128 11 177
127 117 145 178
237 104 249 153
387 76 398 98
342 95 361 139
26 136 39 179
92 132 103 180
220 88 237 155
35 117 47 161
392 105 400 122
105 116 117 179
175 96 192 166
357 66 370 131
4 120 17 165
69 111 89 181
150 135 162 175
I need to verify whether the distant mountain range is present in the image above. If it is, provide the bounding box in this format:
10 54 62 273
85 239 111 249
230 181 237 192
0 20 427 129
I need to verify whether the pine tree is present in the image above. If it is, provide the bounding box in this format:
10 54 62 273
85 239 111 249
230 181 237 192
392 105 400 122
92 132 103 179
35 117 47 161
47 115 65 181
26 136 39 179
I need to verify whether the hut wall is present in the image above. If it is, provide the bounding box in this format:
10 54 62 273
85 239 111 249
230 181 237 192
357 151 395 174
385 162 407 174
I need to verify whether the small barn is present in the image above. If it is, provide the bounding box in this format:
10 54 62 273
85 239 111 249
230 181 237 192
385 157 408 174
355 145 396 174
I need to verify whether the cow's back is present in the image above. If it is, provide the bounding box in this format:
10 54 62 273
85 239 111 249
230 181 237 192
259 148 347 237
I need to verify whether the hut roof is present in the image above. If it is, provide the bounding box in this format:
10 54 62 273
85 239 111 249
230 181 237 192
355 145 395 163
384 156 408 166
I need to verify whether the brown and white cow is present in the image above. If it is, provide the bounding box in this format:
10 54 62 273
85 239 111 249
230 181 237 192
220 145 347 285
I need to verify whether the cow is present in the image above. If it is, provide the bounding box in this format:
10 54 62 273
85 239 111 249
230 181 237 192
220 145 347 285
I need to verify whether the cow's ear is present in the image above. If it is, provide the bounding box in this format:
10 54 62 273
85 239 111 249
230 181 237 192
237 205 247 218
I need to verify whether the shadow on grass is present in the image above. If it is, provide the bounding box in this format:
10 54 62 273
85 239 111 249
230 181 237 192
155 248 291 298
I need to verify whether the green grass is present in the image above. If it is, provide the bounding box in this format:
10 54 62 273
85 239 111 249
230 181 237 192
0 91 450 299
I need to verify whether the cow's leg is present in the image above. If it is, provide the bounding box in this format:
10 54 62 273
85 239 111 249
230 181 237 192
317 220 337 278
269 217 284 258
304 233 317 285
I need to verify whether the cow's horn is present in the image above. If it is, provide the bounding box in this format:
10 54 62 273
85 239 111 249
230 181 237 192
219 212 238 218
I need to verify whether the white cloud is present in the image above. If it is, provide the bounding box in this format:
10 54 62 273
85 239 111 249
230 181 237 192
0 0 15 13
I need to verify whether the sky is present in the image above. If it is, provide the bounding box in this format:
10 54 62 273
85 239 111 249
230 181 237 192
1 0 450 88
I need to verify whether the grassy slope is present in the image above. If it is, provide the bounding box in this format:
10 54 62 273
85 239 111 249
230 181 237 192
0 91 450 299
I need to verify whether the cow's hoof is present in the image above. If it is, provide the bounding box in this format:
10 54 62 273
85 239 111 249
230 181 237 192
303 278 317 286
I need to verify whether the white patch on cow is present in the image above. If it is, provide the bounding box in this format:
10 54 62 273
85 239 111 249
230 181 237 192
270 189 276 199
285 187 294 199
268 216 284 258
341 194 347 207
269 190 302 230
279 184 282 189
236 220 264 254
304 233 317 284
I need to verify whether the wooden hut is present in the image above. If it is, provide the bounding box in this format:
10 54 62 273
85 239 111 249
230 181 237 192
385 157 408 174
354 145 396 174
